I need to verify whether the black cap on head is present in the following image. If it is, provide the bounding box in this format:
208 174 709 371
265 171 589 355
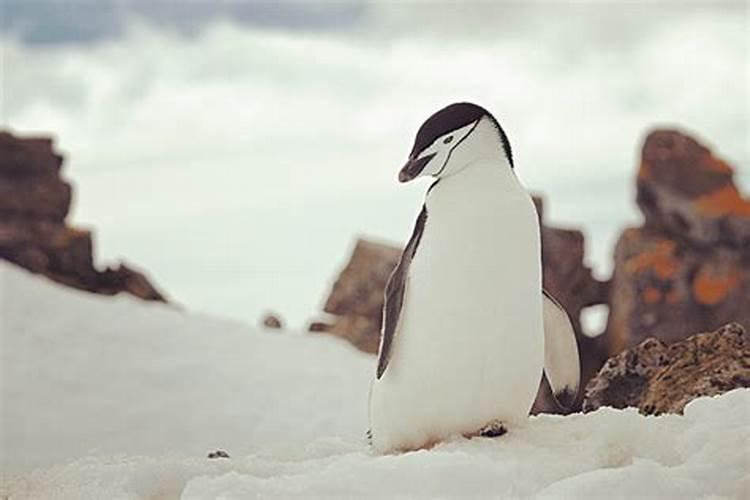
409 102 514 168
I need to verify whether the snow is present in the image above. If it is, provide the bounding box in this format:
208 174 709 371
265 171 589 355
2 261 749 499
0 262 372 472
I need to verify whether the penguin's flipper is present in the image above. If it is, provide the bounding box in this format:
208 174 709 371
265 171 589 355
377 205 428 379
542 289 580 409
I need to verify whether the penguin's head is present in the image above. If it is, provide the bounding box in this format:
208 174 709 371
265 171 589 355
398 102 513 183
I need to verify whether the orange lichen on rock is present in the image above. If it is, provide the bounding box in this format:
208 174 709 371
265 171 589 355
642 287 662 304
694 185 750 217
692 267 742 306
625 240 679 280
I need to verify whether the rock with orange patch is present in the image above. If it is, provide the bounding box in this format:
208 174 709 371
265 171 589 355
608 129 750 356
642 287 662 304
637 129 750 248
623 238 679 280
607 227 750 355
692 261 742 306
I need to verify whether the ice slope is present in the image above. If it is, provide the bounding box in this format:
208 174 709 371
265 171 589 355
1 261 748 499
0 262 373 473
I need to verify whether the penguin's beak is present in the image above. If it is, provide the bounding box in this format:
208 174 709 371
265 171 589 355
398 153 436 183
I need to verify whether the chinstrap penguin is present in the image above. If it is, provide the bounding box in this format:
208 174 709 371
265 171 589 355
368 102 580 453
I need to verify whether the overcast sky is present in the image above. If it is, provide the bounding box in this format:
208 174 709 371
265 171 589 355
2 1 748 329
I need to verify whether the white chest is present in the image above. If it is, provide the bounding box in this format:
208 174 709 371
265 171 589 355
407 162 542 334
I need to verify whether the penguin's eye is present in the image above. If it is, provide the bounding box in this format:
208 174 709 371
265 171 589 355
443 135 454 144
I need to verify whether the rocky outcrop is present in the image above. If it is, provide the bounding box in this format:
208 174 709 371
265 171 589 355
261 313 284 329
606 130 750 354
310 239 400 353
534 198 610 413
637 130 750 247
583 322 750 415
535 198 610 331
0 131 166 301
312 199 609 412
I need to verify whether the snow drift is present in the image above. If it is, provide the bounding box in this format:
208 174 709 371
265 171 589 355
1 261 748 499
0 261 372 472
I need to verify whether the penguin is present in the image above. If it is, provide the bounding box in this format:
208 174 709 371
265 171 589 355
368 102 580 453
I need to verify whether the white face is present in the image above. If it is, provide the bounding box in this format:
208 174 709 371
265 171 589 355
398 121 479 182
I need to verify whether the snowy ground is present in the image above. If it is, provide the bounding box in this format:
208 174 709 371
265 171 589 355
1 261 749 499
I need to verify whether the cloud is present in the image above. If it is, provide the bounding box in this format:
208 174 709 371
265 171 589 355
2 0 368 44
3 5 747 325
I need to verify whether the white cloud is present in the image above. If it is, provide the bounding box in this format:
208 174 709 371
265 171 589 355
3 6 747 325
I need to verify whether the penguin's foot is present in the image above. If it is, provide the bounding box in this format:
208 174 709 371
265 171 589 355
477 419 507 438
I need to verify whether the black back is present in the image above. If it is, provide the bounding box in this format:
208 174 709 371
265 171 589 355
377 204 427 379
409 102 514 168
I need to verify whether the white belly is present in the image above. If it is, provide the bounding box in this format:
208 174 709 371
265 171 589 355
369 170 543 453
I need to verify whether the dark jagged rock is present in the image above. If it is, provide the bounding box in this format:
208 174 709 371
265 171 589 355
310 239 400 353
323 239 402 322
95 263 165 301
0 175 72 220
537 198 610 327
606 130 750 355
533 196 610 413
0 135 64 175
583 323 750 415
307 321 330 333
261 313 284 330
0 130 166 302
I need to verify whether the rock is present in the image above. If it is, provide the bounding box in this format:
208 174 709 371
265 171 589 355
582 337 671 412
606 130 750 354
307 321 330 333
95 264 166 301
323 239 402 322
583 323 750 415
319 314 381 353
207 450 230 459
0 175 72 221
0 133 63 176
532 197 610 413
311 239 400 353
607 227 750 354
261 313 284 329
308 317 381 353
0 130 166 302
535 197 610 330
637 129 750 248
